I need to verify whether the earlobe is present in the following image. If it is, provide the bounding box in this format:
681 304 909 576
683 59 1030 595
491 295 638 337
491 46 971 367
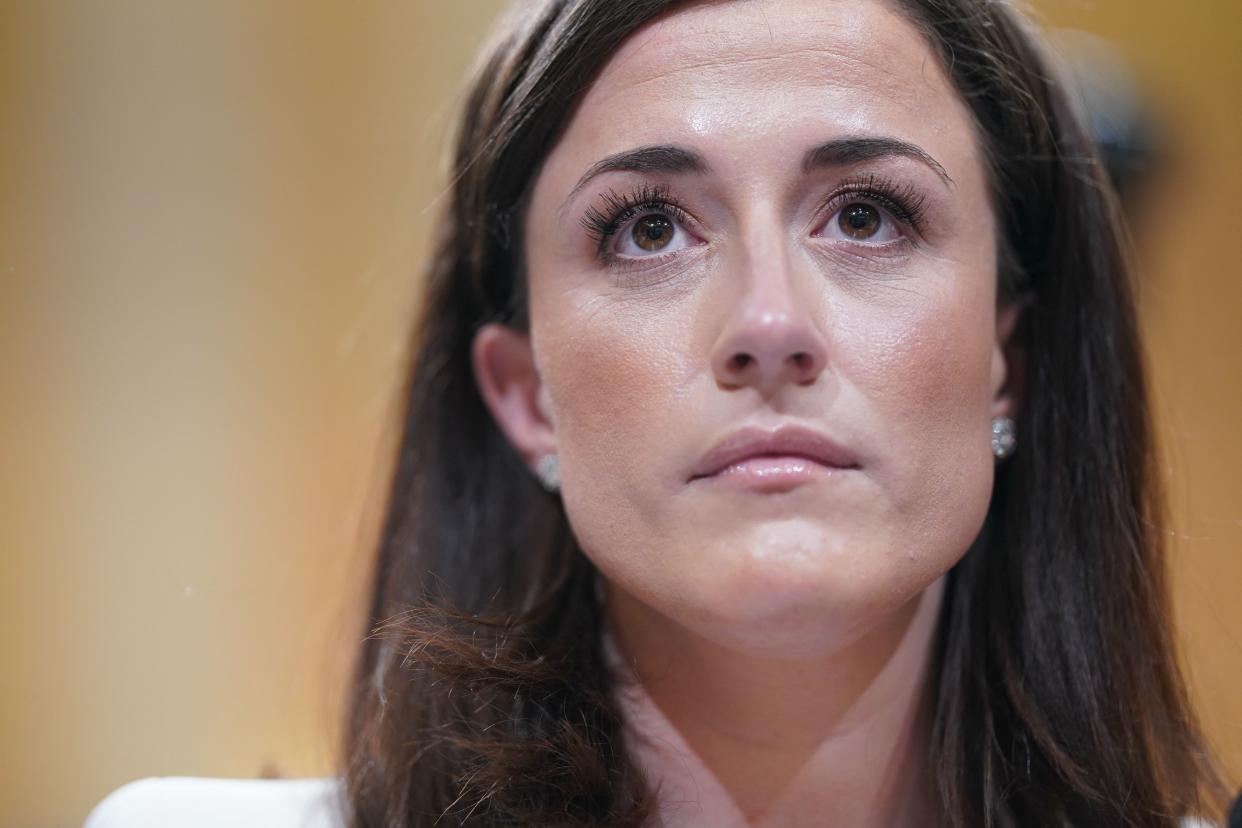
471 324 557 464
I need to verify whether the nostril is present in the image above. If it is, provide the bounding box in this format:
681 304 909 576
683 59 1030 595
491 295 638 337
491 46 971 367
791 352 813 371
729 352 754 371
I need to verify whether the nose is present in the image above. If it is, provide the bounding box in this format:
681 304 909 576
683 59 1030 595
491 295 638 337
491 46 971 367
710 245 829 394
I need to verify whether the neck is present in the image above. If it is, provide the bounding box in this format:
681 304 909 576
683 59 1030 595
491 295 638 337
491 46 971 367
602 576 946 828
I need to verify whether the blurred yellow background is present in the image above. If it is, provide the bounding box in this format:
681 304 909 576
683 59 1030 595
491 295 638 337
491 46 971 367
1 2 1238 826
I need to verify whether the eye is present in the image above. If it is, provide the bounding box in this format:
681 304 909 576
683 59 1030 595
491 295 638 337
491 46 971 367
811 176 928 247
819 201 903 244
614 210 694 257
632 214 674 250
839 204 881 239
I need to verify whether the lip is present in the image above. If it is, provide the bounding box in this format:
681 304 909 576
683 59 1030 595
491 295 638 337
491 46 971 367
688 424 861 488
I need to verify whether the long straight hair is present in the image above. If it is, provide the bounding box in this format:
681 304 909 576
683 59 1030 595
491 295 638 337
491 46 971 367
341 1 1229 825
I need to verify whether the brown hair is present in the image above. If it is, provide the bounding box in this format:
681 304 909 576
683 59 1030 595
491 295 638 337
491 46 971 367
341 1 1230 825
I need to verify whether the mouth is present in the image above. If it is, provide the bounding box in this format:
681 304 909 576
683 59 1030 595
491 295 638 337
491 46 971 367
688 424 860 493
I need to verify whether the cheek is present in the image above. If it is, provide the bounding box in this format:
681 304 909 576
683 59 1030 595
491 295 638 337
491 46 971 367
843 278 997 542
532 298 687 543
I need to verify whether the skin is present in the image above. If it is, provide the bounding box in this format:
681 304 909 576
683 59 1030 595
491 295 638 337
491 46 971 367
473 0 1024 824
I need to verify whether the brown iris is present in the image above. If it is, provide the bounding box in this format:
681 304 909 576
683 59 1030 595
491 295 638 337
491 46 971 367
632 214 674 251
838 203 881 239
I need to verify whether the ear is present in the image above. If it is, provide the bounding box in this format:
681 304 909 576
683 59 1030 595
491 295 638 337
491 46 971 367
471 323 557 467
990 297 1030 421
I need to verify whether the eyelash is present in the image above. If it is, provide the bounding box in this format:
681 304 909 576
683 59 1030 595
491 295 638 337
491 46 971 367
817 174 929 236
579 174 929 265
579 183 691 259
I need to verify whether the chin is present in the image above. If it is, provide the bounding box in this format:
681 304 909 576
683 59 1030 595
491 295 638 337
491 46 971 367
669 527 929 660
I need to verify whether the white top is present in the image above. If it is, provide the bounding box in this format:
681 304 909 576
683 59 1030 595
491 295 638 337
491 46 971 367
84 777 344 828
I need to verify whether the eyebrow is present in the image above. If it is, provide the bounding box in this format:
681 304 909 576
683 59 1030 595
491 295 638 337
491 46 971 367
561 135 954 215
803 136 954 188
562 145 708 211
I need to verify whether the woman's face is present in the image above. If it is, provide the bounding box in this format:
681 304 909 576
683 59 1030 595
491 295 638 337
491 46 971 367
478 0 1017 658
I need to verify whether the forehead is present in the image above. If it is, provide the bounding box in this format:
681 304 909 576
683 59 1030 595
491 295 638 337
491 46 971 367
540 0 983 191
596 0 931 100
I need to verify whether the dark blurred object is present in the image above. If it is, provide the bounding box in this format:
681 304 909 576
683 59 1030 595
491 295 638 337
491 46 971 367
1229 788 1242 828
1051 29 1162 212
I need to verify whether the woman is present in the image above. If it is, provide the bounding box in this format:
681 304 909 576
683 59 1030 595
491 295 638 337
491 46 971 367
338 0 1232 825
335 0 1238 824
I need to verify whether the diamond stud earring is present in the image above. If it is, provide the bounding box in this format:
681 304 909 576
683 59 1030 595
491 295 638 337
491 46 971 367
534 453 561 492
991 416 1017 460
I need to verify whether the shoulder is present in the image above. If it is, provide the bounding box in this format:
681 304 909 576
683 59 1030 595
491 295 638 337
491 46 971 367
84 777 344 828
